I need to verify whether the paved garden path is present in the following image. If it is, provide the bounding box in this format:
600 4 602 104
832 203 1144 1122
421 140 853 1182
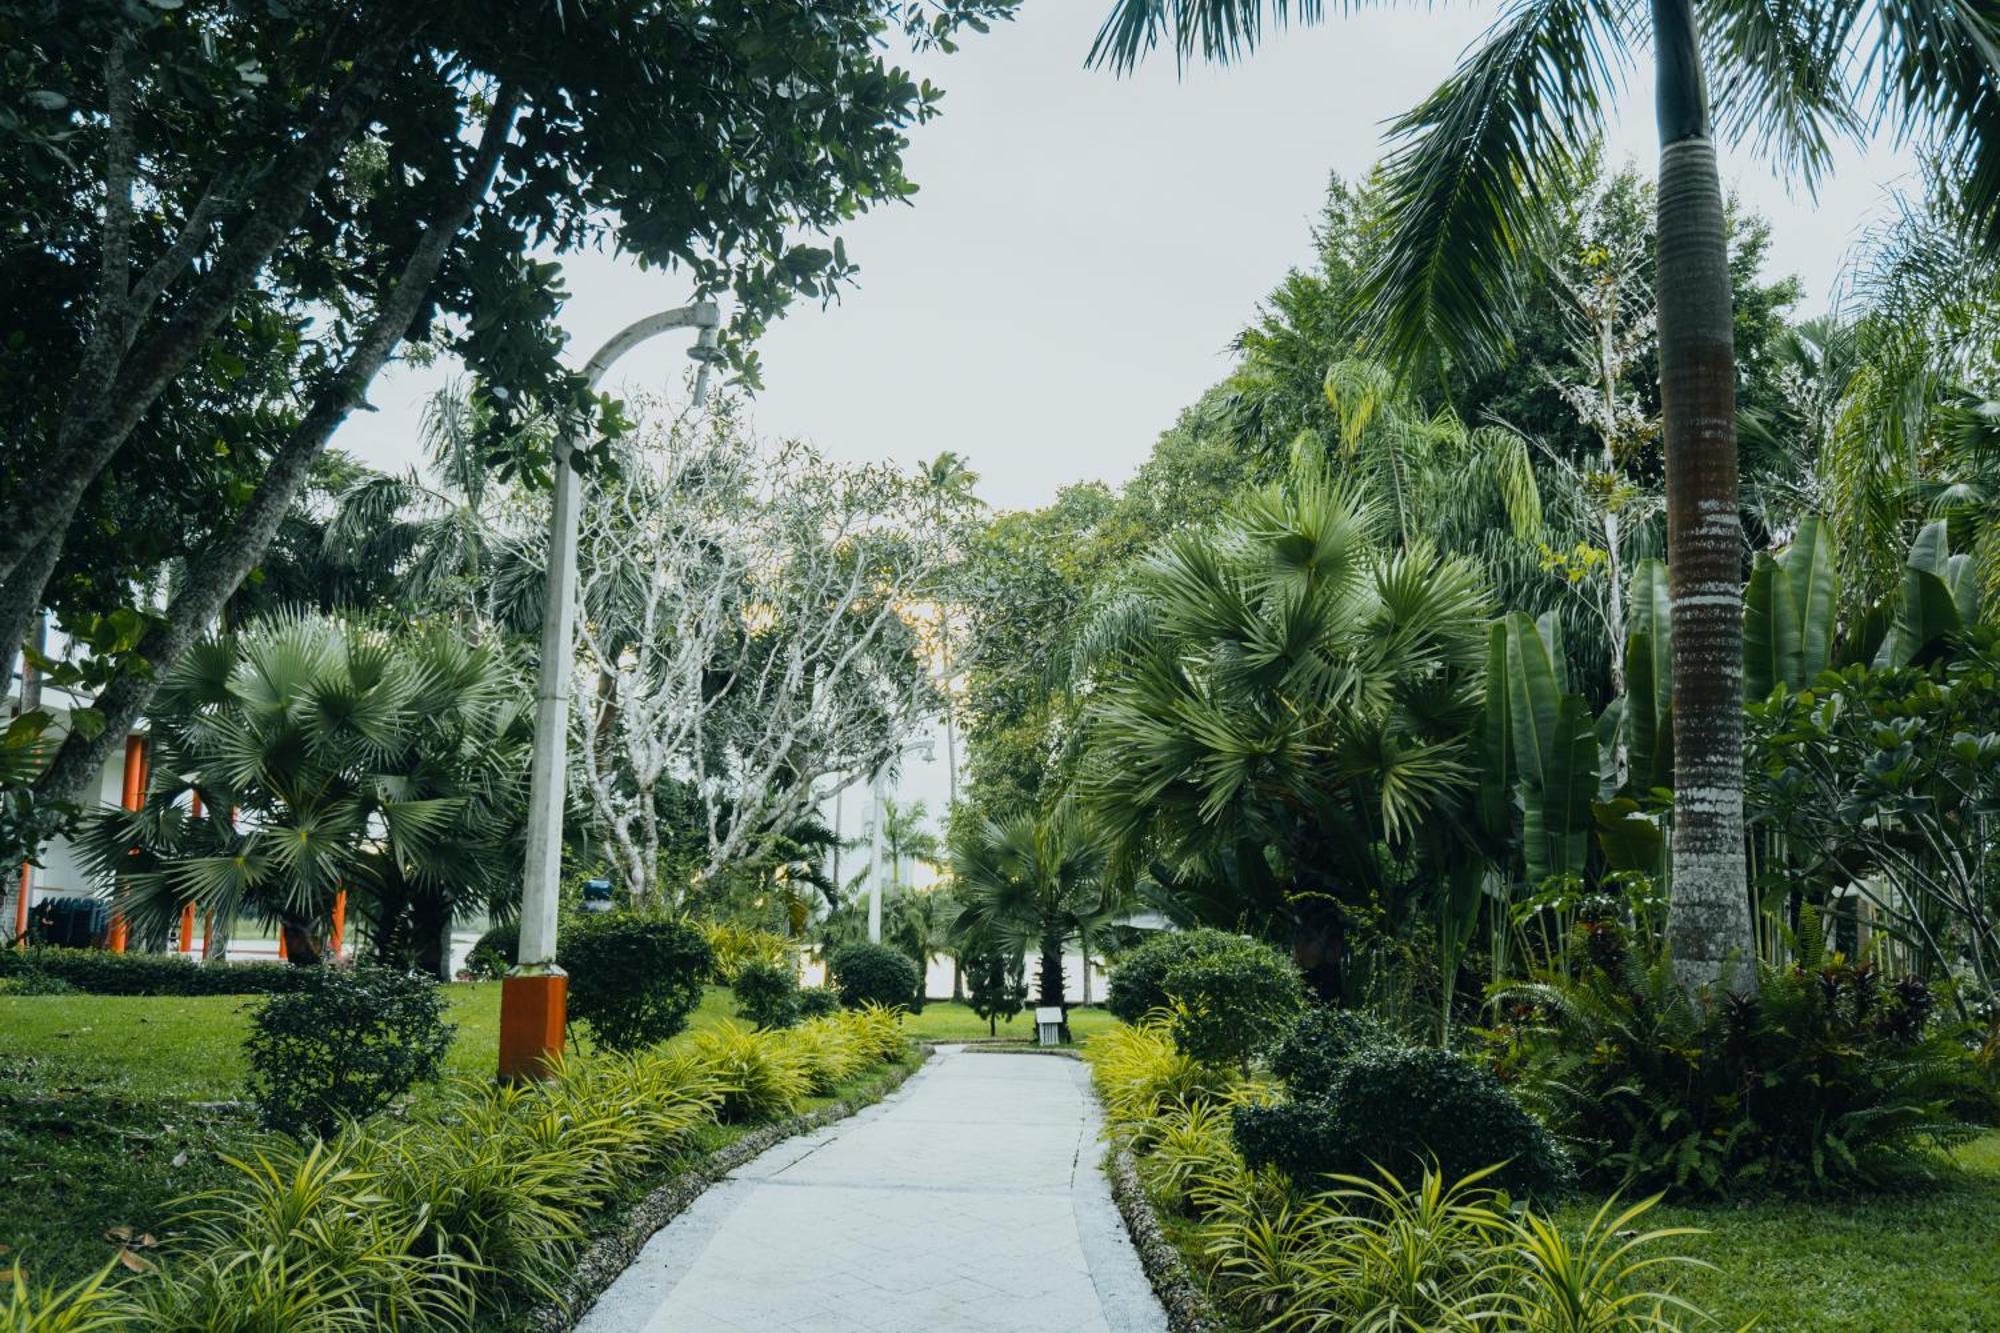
576 1045 1167 1333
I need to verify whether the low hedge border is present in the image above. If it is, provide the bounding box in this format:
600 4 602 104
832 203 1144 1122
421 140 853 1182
1105 1145 1229 1333
518 1046 931 1332
0 947 312 996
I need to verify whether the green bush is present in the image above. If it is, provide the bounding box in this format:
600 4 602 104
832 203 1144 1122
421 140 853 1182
556 912 713 1052
1491 921 1999 1195
733 959 801 1029
0 944 314 995
464 920 519 979
827 942 919 1011
245 967 455 1140
796 985 841 1019
1233 1044 1573 1201
1160 934 1306 1068
1268 1005 1397 1094
1106 927 1256 1024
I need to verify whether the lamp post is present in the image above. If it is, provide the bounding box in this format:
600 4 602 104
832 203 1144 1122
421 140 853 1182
498 301 722 1082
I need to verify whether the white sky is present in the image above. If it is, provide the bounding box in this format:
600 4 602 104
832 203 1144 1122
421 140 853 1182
335 3 1916 513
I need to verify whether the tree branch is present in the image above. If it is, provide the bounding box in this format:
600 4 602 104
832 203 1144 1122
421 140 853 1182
0 14 422 592
38 86 522 808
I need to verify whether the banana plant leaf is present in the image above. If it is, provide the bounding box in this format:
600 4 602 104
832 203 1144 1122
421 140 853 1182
1593 796 1665 875
1875 522 1966 668
1624 559 1673 796
1745 515 1837 700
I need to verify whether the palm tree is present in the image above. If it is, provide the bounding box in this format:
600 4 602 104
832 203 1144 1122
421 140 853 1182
323 383 543 632
888 883 959 1012
951 806 1122 1032
1090 0 2000 989
1073 464 1489 999
80 614 530 974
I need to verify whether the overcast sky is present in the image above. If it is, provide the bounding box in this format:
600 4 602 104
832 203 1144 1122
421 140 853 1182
336 3 1915 514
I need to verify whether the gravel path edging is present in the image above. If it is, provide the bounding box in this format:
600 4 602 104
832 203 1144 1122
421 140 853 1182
1105 1146 1231 1333
517 1047 930 1332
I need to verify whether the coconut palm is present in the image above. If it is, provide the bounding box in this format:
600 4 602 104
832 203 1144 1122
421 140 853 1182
1090 0 2000 989
888 883 960 1012
80 614 530 973
1073 465 1489 999
951 806 1122 1029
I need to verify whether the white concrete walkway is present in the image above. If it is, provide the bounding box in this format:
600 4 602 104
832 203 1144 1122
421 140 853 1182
576 1046 1166 1333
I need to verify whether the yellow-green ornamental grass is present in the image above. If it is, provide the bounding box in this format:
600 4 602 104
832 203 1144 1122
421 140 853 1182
2 1005 913 1331
1085 1019 1721 1332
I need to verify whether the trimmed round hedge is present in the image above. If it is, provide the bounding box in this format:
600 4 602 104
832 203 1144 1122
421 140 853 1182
555 913 713 1052
1106 928 1258 1025
1233 1043 1574 1201
826 942 919 1011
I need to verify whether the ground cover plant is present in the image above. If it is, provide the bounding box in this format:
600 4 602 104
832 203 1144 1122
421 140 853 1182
0 993 915 1327
1086 1022 1715 1331
0 983 908 1297
1490 909 1999 1195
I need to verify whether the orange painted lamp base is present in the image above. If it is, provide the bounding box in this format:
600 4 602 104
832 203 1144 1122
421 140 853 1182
498 971 568 1082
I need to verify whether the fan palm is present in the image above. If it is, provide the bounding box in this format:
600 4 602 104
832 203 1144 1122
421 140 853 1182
1073 466 1489 999
1091 0 2000 989
951 806 1122 1027
80 613 530 973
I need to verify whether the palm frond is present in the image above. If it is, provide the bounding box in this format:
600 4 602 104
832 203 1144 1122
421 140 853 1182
1362 0 1626 374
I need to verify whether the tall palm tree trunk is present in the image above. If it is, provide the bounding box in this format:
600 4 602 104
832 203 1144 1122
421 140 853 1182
1653 0 1752 992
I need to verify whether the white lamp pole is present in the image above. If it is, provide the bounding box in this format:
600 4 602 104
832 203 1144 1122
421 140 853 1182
499 300 722 1081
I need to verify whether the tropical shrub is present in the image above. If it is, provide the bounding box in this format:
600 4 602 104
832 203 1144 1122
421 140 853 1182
963 938 1028 1034
1085 1019 1243 1140
796 985 842 1019
1088 1026 1710 1332
1491 920 1999 1195
1105 927 1248 1024
0 946 310 996
839 1001 915 1065
556 913 713 1052
463 920 519 979
689 1021 814 1123
732 958 801 1029
780 1015 870 1095
1159 934 1307 1069
131 1009 909 1326
1267 1005 1398 1094
245 967 454 1139
703 921 794 983
827 941 919 1011
1233 1044 1574 1201
135 1139 476 1331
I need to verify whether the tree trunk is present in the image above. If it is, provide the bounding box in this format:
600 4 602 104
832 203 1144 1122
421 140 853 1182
1037 928 1068 1039
1653 0 1753 993
281 919 326 967
1289 896 1346 1002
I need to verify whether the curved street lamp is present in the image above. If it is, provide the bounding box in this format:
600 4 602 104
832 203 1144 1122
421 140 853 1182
499 301 722 1081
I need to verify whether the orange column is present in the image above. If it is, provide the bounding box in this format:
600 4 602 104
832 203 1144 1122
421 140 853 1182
13 863 29 949
179 794 204 955
200 912 213 960
276 928 288 960
108 734 148 953
330 890 346 959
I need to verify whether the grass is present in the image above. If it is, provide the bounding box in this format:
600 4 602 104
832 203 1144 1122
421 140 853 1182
902 999 1120 1044
0 982 873 1291
1587 1134 2000 1331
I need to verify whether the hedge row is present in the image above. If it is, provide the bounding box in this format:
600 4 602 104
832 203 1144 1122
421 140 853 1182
0 946 316 996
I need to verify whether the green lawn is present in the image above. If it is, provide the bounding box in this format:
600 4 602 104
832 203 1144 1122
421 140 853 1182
1598 1134 2000 1331
904 1000 1120 1044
